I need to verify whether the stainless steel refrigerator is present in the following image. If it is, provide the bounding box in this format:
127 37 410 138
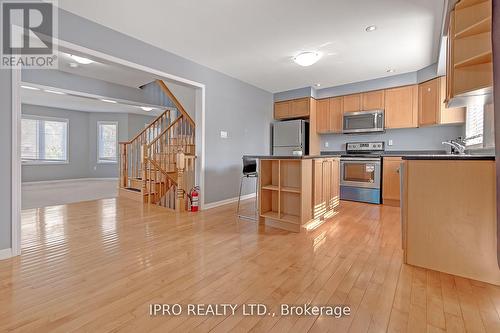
271 119 309 156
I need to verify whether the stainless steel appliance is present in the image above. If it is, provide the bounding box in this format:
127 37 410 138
271 119 309 156
340 141 384 204
343 110 384 134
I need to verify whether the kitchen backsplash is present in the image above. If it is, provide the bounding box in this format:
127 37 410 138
320 124 464 151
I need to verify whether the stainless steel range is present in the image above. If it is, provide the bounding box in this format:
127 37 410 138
340 141 384 204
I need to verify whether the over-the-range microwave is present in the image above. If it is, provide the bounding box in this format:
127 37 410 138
343 110 384 134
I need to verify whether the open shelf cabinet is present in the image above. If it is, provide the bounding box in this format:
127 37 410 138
259 159 311 230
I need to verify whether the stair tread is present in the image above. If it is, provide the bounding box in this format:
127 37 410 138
124 187 141 193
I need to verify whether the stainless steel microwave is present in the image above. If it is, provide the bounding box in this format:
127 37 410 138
343 110 384 134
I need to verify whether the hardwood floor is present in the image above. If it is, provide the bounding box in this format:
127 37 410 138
1 198 500 332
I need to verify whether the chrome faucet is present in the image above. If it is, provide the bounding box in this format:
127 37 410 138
442 137 466 155
442 135 483 155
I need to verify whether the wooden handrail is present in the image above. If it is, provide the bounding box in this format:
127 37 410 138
118 108 171 145
147 114 183 147
148 158 178 186
156 80 196 127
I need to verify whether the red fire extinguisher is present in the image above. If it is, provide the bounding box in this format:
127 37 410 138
189 186 200 212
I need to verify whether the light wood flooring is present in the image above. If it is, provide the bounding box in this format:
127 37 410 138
1 198 500 332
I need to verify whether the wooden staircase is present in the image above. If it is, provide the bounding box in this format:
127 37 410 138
119 80 196 211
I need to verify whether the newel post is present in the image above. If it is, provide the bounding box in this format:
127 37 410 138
141 144 149 203
176 151 186 212
120 144 128 188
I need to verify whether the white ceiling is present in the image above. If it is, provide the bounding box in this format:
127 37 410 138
59 0 445 93
57 49 157 88
21 83 166 116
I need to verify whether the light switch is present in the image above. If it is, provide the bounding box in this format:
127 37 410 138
388 139 393 146
220 130 228 139
324 142 329 148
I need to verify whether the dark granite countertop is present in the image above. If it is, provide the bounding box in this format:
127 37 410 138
402 155 495 161
321 150 448 156
243 154 341 160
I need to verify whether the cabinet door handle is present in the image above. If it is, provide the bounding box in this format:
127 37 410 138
396 168 400 174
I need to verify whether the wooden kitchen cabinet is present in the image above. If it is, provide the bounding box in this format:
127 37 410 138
419 77 465 127
362 90 385 110
447 0 492 100
312 158 340 220
382 157 402 206
316 99 330 133
274 98 311 120
274 100 291 119
384 85 418 128
342 94 361 113
316 97 343 133
291 98 311 118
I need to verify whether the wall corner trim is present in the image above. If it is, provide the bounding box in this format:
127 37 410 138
0 248 13 261
202 193 256 210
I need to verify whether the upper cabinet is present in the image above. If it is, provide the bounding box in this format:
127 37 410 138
447 0 492 102
274 98 311 120
419 77 465 127
316 97 343 133
362 90 385 110
384 85 418 129
342 94 361 113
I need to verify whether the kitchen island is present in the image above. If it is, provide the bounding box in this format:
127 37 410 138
401 155 499 285
244 155 340 232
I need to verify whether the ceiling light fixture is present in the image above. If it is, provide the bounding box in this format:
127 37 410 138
365 25 377 32
21 85 40 90
100 99 117 103
44 89 65 95
140 106 155 111
293 51 322 67
386 68 395 73
68 54 95 64
315 83 321 87
69 62 79 68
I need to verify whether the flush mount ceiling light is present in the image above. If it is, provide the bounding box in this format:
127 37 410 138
21 85 40 90
44 89 65 95
69 63 79 68
140 106 155 111
365 25 377 32
314 83 321 87
100 99 117 103
68 54 95 64
386 68 395 73
293 51 322 67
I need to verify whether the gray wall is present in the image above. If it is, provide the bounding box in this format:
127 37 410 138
21 104 155 182
0 8 273 251
321 125 464 152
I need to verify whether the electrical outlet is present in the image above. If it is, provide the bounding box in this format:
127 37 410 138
220 130 228 139
324 142 329 148
388 139 393 146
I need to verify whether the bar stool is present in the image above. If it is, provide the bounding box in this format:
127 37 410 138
237 157 258 221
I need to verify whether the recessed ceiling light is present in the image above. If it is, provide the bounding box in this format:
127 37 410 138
315 83 321 87
365 25 377 32
44 89 65 95
21 85 40 90
69 62 79 68
140 106 155 111
387 68 395 73
100 99 117 103
68 54 94 64
293 51 322 67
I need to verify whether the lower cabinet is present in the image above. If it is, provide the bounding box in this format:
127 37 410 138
313 158 340 219
382 157 402 206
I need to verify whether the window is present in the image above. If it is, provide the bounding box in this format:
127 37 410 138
98 122 118 163
21 116 68 164
465 104 484 147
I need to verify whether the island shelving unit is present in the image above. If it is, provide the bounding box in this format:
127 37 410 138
247 155 340 232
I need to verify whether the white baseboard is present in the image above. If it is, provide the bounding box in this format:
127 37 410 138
23 178 119 186
0 248 13 260
203 193 256 210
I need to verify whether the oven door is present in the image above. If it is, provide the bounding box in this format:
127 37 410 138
340 158 381 189
343 110 384 134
